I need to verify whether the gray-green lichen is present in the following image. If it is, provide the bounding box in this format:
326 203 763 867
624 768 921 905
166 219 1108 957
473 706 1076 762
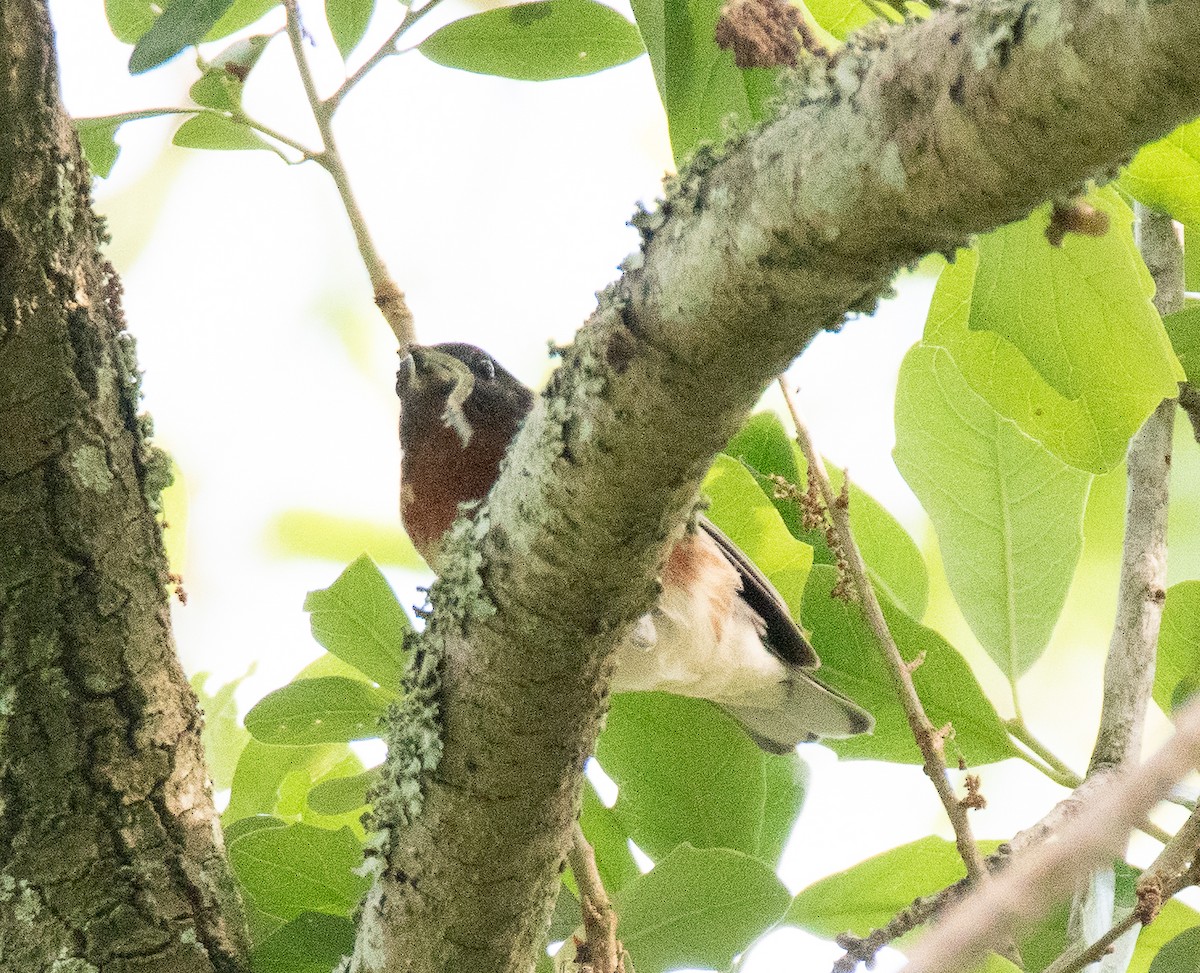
50 957 99 973
69 444 113 494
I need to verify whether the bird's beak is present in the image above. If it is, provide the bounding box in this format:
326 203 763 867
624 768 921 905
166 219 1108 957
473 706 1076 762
395 346 476 447
396 346 473 398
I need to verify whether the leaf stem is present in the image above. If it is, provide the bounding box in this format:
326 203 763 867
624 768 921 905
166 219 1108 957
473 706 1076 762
282 0 416 347
327 0 447 110
1006 718 1082 786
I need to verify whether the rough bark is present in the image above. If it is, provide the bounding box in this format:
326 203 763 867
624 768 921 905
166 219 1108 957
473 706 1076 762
0 2 250 971
355 2 1200 971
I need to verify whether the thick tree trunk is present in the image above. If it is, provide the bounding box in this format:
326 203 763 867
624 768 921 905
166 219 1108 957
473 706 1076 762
0 3 249 970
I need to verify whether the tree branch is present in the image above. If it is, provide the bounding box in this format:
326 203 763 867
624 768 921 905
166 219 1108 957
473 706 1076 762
780 384 988 885
567 823 625 973
1088 205 1180 774
349 2 1200 971
902 700 1200 973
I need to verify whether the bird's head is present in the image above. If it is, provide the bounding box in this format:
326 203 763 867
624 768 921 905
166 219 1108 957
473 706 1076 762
396 343 534 564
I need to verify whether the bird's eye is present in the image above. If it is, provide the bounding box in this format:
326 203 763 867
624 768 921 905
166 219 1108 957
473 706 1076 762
475 357 496 381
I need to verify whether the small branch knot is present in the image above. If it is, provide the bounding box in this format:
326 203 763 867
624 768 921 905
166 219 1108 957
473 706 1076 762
960 773 987 811
714 0 801 68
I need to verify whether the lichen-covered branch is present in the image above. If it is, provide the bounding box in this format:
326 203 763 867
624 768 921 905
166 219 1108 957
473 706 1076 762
0 1 250 968
351 3 1200 971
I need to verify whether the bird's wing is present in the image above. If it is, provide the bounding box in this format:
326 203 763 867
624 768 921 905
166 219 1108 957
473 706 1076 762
698 516 819 669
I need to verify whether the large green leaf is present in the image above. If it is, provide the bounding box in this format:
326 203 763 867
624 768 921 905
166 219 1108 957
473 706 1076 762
306 767 379 816
326 0 375 59
105 0 157 44
702 452 814 614
205 0 280 39
594 692 774 860
129 0 237 73
1148 928 1200 973
1153 581 1200 715
616 845 790 973
224 739 359 823
189 34 272 111
757 751 808 866
926 191 1183 473
303 554 410 690
252 911 356 973
1134 904 1200 973
724 411 929 620
245 676 391 745
419 0 644 81
786 836 1000 935
228 823 368 921
804 565 1018 765
1121 117 1200 227
76 110 179 178
629 0 780 161
894 344 1092 681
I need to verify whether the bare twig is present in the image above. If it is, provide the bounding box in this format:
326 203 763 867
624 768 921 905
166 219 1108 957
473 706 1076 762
1179 383 1200 445
327 0 448 110
780 383 989 888
567 823 624 973
281 0 417 348
1088 205 1179 774
901 700 1200 973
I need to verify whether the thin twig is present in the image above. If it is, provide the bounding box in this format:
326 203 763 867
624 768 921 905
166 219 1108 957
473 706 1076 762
780 383 990 888
327 0 448 110
567 823 624 973
1006 718 1082 786
281 0 417 348
1088 204 1180 774
901 700 1200 973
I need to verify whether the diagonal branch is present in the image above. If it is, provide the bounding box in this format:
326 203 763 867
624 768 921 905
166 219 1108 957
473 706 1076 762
350 3 1200 972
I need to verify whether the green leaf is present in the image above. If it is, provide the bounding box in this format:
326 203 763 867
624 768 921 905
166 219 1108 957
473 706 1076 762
173 113 273 151
326 0 375 59
1148 927 1200 973
306 767 379 815
267 510 425 568
578 783 641 892
1153 581 1200 715
926 190 1184 473
1164 307 1200 383
191 665 255 791
303 554 410 690
804 0 875 38
702 453 814 614
804 565 1018 765
130 0 238 73
228 823 369 921
223 814 287 845
106 0 157 44
725 412 928 619
1133 903 1200 973
419 0 644 81
756 751 808 866
629 0 778 161
547 884 585 944
616 846 790 973
225 739 359 823
786 836 1001 935
1121 117 1200 227
596 693 777 861
190 34 272 110
205 0 280 40
76 117 125 179
252 911 356 973
245 676 391 745
893 344 1092 681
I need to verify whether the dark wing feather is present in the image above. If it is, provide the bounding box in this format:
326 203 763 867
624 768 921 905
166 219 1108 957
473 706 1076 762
698 516 819 668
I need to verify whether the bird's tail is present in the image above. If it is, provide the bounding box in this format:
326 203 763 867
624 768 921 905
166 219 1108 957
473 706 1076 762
719 672 873 754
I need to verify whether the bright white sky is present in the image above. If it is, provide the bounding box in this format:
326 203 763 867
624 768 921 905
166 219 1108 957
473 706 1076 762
46 2 1193 969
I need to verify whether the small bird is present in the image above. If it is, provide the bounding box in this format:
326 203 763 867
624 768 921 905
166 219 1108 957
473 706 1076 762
396 342 873 753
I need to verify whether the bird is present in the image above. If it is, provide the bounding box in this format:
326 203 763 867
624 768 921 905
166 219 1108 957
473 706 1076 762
396 342 873 753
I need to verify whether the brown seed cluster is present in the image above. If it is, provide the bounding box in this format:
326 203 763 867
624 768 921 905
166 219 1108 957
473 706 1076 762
715 0 802 69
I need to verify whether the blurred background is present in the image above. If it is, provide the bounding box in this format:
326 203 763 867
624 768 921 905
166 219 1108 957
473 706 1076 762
50 0 1200 967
